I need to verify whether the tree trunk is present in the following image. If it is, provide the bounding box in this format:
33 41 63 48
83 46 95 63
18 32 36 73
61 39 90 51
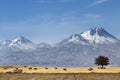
101 65 104 69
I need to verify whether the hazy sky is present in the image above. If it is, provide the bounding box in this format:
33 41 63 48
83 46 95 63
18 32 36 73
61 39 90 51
0 0 120 44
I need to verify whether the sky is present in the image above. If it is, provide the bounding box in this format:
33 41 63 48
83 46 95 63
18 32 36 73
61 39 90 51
0 0 120 44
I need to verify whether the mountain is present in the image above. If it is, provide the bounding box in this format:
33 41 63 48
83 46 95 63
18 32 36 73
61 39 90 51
80 27 119 44
0 40 12 45
60 27 119 45
10 36 37 50
0 36 37 51
59 34 89 45
0 27 120 67
38 43 51 48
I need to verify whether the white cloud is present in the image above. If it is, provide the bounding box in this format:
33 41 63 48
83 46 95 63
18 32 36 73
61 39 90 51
88 0 108 7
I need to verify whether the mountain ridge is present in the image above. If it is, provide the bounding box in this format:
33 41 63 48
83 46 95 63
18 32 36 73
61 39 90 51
59 27 119 45
0 27 120 67
0 36 37 51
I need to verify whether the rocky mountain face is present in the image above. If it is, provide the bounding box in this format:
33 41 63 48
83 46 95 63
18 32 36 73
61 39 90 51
0 27 120 67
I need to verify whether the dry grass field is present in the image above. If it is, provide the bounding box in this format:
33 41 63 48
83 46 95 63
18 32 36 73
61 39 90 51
0 66 120 80
0 66 120 73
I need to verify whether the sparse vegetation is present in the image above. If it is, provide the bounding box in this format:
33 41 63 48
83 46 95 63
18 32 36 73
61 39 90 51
0 66 120 73
45 67 48 69
55 67 57 70
63 68 67 71
4 68 7 69
24 66 27 68
28 67 32 70
88 67 93 71
0 65 119 80
33 68 37 70
6 71 12 74
13 68 23 73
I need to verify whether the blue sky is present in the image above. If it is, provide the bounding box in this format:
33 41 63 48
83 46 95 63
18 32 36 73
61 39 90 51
0 0 120 44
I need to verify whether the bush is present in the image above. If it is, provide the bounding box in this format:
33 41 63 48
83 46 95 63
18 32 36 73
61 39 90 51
4 68 7 69
45 67 48 69
88 67 93 71
24 66 27 68
29 67 32 70
55 67 57 70
63 68 67 71
33 68 38 70
6 71 12 74
13 69 22 73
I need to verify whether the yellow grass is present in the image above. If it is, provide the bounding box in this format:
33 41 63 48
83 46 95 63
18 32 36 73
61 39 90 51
0 66 120 73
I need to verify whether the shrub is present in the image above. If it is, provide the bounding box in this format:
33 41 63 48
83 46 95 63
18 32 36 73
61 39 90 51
45 67 48 69
55 67 57 70
6 71 12 74
29 67 32 70
63 68 67 71
88 67 93 71
33 68 38 70
4 68 7 69
13 69 22 73
24 66 27 68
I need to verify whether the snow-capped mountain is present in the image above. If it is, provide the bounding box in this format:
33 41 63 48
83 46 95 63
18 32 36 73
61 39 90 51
59 34 89 45
61 27 119 45
0 27 120 67
10 36 37 50
80 27 119 44
0 36 37 51
0 40 12 46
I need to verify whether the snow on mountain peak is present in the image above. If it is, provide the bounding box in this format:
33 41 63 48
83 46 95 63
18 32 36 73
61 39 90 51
87 27 113 37
69 34 81 42
80 27 118 44
0 40 12 45
9 36 37 50
68 34 88 44
62 27 119 45
12 36 32 44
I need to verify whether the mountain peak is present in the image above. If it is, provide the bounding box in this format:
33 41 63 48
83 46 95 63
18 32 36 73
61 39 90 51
12 36 32 44
88 27 111 37
9 36 36 50
60 27 119 45
0 40 12 45
68 34 88 43
81 27 118 44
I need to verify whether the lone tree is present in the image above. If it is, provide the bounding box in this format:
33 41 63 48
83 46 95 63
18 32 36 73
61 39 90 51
95 55 109 69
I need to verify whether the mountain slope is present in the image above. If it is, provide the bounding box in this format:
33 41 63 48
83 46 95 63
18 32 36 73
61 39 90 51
10 36 37 50
80 27 119 44
0 36 37 51
61 27 119 45
0 27 120 67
